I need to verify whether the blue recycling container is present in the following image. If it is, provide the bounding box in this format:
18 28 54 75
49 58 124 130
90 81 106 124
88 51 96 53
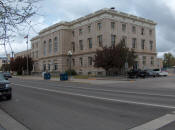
44 73 51 80
44 73 47 80
60 73 68 81
47 73 51 80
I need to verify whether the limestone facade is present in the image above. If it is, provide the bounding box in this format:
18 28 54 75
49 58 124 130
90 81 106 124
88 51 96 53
15 8 161 75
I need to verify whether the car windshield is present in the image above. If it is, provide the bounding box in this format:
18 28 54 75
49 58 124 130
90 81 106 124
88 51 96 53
4 72 10 75
153 69 160 71
0 73 5 80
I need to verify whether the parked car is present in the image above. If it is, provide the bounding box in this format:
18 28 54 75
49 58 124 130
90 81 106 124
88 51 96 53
3 72 12 79
0 73 12 100
153 69 168 77
144 69 157 77
127 69 147 78
153 69 161 77
159 71 168 77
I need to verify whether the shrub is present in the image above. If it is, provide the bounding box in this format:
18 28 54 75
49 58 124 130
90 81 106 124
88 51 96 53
65 69 77 76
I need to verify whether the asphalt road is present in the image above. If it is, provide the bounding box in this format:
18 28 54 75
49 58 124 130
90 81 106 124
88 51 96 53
0 76 175 130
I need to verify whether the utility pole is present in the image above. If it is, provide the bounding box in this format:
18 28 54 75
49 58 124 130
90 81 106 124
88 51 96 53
24 35 29 75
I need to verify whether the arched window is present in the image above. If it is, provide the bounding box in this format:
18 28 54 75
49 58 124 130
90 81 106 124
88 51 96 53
49 39 52 54
54 37 58 52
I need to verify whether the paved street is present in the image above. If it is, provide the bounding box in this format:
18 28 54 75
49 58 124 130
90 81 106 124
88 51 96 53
0 76 175 130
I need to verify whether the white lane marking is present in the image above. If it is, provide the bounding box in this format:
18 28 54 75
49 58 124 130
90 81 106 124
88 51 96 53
129 113 175 130
61 85 175 98
12 80 175 98
12 83 175 109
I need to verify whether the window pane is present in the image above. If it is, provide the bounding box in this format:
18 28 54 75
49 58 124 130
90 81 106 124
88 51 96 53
111 35 116 45
122 24 126 32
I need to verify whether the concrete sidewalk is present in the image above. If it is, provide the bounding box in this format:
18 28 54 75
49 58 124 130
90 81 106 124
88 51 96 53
0 109 29 130
14 76 132 85
0 125 5 130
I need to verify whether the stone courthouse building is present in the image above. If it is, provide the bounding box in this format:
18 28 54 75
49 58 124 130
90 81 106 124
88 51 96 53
15 8 162 75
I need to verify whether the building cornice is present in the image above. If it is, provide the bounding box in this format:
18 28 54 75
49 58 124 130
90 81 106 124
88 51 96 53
35 8 157 37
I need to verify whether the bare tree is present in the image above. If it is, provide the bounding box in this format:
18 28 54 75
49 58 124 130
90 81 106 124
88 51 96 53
0 0 40 41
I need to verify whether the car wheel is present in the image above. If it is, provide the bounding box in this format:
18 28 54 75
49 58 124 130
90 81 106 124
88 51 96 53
6 94 12 100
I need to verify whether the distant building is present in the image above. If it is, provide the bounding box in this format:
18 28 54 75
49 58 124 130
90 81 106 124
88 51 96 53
14 49 31 58
156 58 163 69
0 54 10 70
15 8 161 75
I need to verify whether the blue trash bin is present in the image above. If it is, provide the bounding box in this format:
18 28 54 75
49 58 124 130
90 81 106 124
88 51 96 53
44 73 47 80
60 73 68 81
47 73 51 80
64 73 68 80
44 73 51 80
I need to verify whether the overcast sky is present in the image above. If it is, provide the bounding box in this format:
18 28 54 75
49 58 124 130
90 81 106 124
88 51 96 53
0 0 175 58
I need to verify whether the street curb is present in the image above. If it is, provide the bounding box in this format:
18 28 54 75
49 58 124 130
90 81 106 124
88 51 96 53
0 124 5 130
0 109 29 130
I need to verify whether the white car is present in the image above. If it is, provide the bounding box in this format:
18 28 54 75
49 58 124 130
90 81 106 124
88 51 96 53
159 71 168 77
153 69 168 77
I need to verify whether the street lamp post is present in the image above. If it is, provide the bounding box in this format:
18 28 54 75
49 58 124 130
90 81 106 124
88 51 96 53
27 36 29 75
67 50 72 80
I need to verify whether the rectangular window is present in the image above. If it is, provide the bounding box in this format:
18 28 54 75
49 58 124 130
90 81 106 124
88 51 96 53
88 25 91 33
54 64 58 70
43 64 46 71
88 38 92 49
36 51 38 58
149 29 152 36
132 26 136 33
111 35 116 45
150 41 153 51
111 22 115 29
79 40 83 50
88 57 93 66
132 38 136 49
122 36 127 45
142 56 146 66
122 23 126 32
72 42 75 52
80 57 83 66
151 57 154 66
72 59 75 66
97 35 103 47
72 31 75 37
79 28 82 35
141 28 144 35
141 40 145 50
48 64 50 71
97 22 102 30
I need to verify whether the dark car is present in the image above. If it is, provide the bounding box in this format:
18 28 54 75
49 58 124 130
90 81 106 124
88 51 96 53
138 70 148 78
0 73 12 100
127 69 139 78
128 69 147 78
3 72 12 79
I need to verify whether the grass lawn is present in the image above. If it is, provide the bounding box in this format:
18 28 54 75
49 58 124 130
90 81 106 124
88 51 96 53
73 75 89 79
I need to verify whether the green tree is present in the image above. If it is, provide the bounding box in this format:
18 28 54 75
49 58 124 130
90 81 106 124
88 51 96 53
163 53 175 68
94 40 137 75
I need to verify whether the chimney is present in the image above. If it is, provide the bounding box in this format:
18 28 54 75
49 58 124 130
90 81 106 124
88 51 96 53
110 7 115 10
